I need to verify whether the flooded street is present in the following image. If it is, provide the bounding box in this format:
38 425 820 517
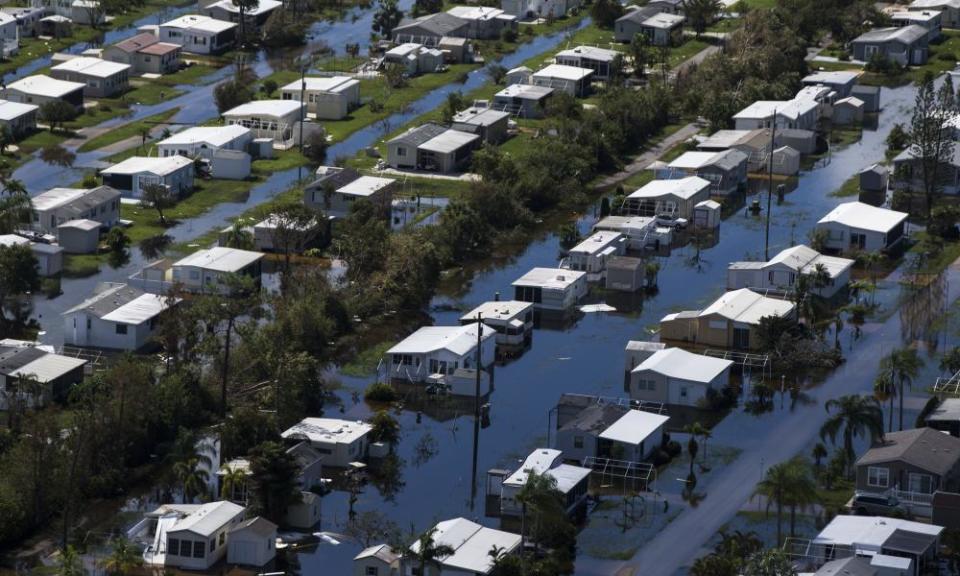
295 82 926 573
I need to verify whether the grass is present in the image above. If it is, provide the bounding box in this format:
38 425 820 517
63 254 103 277
909 231 960 274
730 0 777 10
152 64 221 87
705 18 741 33
108 82 184 107
18 128 69 154
829 126 863 147
77 108 180 153
817 478 854 512
909 31 960 82
829 174 860 197
667 39 710 68
339 341 394 377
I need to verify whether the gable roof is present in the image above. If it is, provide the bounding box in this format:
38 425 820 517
817 201 908 234
32 186 120 214
669 149 747 171
628 176 711 201
394 12 468 37
6 74 84 98
814 515 943 548
63 282 145 318
167 501 245 537
616 5 659 23
387 323 495 356
100 155 193 176
642 12 685 28
355 544 400 564
556 45 621 63
700 288 795 324
815 557 877 576
281 417 372 445
159 124 251 148
173 246 263 272
228 516 277 537
632 347 732 383
853 25 928 45
161 13 237 33
764 244 855 278
856 427 960 475
112 32 160 53
411 518 521 574
223 99 303 118
599 410 669 446
52 56 130 78
387 122 448 147
502 448 592 493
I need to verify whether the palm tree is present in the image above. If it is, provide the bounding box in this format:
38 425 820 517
219 466 248 503
101 538 142 576
715 529 762 566
940 346 960 375
0 187 30 234
515 471 558 551
173 457 210 503
873 370 896 433
811 443 828 474
783 458 817 538
57 546 84 576
889 347 923 431
685 422 711 462
687 434 699 476
820 395 884 477
409 527 455 576
754 460 791 545
223 220 254 249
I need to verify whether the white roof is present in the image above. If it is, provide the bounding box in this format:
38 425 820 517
336 175 395 197
628 176 711 200
512 267 586 290
632 347 732 383
167 501 245 537
52 56 130 78
556 45 621 63
9 353 86 382
174 246 263 273
32 187 108 211
419 129 480 154
910 0 960 8
206 0 281 15
817 201 908 234
765 244 854 278
802 70 860 85
6 74 84 98
669 151 724 169
0 99 38 121
643 12 685 28
534 64 593 82
452 107 510 127
101 293 178 324
495 84 553 100
460 300 532 323
0 12 14 26
101 155 193 176
699 288 795 324
281 417 372 445
159 124 251 148
892 9 941 20
223 99 303 118
447 5 506 19
387 323 495 356
835 96 865 108
813 516 943 548
734 98 818 121
386 43 422 57
0 234 29 247
60 219 100 231
162 14 237 33
696 199 721 210
411 518 520 574
599 410 670 446
281 75 359 94
569 231 624 256
503 449 592 493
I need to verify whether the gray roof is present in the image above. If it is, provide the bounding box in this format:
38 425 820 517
307 166 359 192
851 84 881 96
387 122 449 147
883 528 939 555
856 427 960 476
0 346 46 376
711 148 748 171
63 283 145 318
853 25 928 45
814 557 877 576
616 5 659 24
228 516 277 537
287 441 323 468
394 12 467 37
607 256 644 271
558 402 629 434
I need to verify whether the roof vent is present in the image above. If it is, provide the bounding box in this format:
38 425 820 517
557 275 566 281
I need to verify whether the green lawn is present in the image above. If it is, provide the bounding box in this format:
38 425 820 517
909 31 960 81
667 39 710 68
152 64 221 87
705 17 741 33
109 82 184 106
829 174 860 197
729 0 777 10
17 129 70 154
339 341 394 377
77 108 180 152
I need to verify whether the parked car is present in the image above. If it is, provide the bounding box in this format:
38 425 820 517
655 215 688 229
846 492 905 516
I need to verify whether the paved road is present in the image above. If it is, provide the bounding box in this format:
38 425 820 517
600 261 960 576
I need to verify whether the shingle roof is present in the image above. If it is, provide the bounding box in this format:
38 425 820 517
853 25 928 45
112 32 159 53
395 12 468 37
856 427 960 476
387 122 448 147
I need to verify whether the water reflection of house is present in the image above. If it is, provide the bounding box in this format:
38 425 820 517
659 288 796 350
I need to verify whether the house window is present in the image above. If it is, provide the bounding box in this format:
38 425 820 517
397 147 406 157
908 472 934 494
168 538 179 555
867 466 889 488
189 270 200 280
179 539 192 557
192 540 205 558
115 324 128 335
574 436 584 448
366 567 379 576
680 386 688 398
219 532 225 546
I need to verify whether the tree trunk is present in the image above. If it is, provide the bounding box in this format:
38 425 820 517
888 394 894 433
776 501 783 545
221 317 234 417
790 504 796 537
899 378 905 431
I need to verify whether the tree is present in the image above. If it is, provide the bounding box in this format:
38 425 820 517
886 122 909 153
262 8 308 48
753 460 798 545
886 347 923 431
0 244 39 338
369 410 401 446
0 125 14 156
303 129 329 163
57 546 84 576
105 226 129 256
874 365 896 433
172 457 210 503
372 0 403 38
222 221 254 250
0 187 30 234
782 459 816 537
811 443 827 473
267 203 321 278
413 0 441 15
220 466 248 502
687 434 699 476
690 554 738 576
140 183 176 226
941 346 960 374
215 59 256 114
820 395 884 477
908 72 956 220
685 421 711 462
743 548 797 576
138 233 173 259
247 441 301 523
100 538 142 576
590 0 623 28
683 0 722 36
409 527 455 576
629 33 649 78
441 91 464 124
232 0 260 44
39 100 78 132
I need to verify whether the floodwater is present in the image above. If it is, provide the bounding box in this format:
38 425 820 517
30 16 595 345
295 81 923 574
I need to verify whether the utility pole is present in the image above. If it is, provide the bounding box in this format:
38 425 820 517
765 111 776 261
297 61 307 182
470 313 482 510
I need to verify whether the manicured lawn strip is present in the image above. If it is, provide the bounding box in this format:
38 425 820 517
112 82 184 106
77 108 180 152
829 174 860 197
18 129 69 154
152 64 221 86
63 254 102 277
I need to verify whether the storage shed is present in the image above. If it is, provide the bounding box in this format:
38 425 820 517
226 516 277 567
57 219 100 254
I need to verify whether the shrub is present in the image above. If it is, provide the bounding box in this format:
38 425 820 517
937 51 957 62
651 449 672 466
501 27 518 43
666 440 682 458
364 381 399 402
261 79 278 96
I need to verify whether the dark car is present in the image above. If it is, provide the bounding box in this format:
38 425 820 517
847 492 906 516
